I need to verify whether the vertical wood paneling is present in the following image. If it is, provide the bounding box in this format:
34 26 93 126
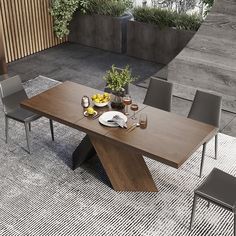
0 0 68 63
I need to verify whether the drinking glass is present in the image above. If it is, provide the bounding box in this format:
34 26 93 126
123 94 132 115
139 113 147 129
130 103 139 120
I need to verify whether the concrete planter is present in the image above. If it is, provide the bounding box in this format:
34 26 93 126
127 21 195 64
69 13 132 53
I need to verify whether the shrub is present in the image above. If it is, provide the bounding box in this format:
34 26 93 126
201 0 214 16
86 0 133 17
173 12 203 31
133 7 203 31
50 0 89 39
50 0 132 39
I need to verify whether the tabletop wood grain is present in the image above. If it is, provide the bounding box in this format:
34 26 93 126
21 81 218 192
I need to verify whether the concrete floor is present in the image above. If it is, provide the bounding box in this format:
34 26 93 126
8 43 236 137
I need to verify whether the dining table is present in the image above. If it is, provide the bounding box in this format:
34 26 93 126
21 81 218 192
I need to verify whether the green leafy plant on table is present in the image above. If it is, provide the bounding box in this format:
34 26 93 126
133 7 203 31
103 65 136 93
103 65 136 109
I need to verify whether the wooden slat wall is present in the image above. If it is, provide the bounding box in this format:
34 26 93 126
0 0 67 63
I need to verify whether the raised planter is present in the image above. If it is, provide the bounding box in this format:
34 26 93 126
69 13 132 53
127 20 195 64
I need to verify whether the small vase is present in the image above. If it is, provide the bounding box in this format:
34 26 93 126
111 89 125 110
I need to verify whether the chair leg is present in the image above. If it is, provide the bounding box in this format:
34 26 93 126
190 195 198 230
199 143 206 178
49 119 54 141
207 201 210 208
5 116 8 144
215 134 218 160
234 214 236 236
29 123 31 132
24 122 31 154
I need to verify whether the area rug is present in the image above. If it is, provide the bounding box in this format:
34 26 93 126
0 76 236 235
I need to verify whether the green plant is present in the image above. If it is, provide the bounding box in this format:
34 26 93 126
201 0 214 16
50 0 89 39
173 12 203 31
50 0 132 39
86 0 133 17
133 7 203 31
103 65 136 93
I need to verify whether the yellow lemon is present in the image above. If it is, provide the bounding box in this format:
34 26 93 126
104 92 109 97
94 98 100 103
87 107 95 115
92 94 97 100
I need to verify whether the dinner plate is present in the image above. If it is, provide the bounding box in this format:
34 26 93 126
99 111 127 127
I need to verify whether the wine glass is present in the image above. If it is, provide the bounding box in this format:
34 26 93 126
123 94 132 115
130 103 139 120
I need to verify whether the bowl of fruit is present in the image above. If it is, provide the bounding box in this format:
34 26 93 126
91 93 110 107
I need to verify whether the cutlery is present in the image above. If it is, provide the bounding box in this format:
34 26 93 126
127 123 140 132
107 115 127 128
107 120 116 123
92 111 103 120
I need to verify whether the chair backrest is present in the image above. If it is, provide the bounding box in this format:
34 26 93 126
0 75 24 98
188 90 222 127
0 75 28 114
143 78 173 112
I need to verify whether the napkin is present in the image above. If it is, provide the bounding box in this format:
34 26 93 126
108 115 127 128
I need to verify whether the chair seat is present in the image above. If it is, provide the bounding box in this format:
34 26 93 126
7 107 41 123
195 168 236 211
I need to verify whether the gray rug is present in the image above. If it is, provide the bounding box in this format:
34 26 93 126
0 76 236 235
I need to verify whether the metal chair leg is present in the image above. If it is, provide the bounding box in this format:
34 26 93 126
49 119 54 141
215 134 218 160
24 122 31 154
199 143 206 178
5 116 8 144
207 201 210 208
234 214 236 236
190 195 198 230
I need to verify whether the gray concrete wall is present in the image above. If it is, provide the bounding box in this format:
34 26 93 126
69 13 132 53
127 21 195 65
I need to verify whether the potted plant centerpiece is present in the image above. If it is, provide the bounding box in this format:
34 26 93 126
103 65 136 109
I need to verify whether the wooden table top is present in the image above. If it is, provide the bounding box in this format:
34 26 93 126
21 81 218 168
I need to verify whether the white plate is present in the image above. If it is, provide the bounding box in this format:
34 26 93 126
99 111 127 127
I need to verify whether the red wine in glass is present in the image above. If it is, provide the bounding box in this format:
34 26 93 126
123 95 132 115
130 103 139 119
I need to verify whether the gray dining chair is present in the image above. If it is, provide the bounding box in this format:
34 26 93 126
188 90 222 177
143 78 173 112
190 168 236 236
0 75 54 154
